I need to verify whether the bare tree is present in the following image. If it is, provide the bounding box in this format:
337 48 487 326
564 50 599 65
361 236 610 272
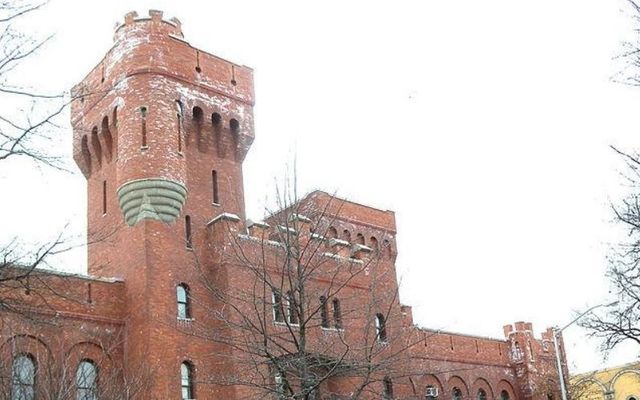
0 0 68 167
0 0 80 313
579 147 640 351
175 180 426 400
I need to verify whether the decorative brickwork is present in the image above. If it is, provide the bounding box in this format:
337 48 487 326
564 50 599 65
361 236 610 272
0 10 569 399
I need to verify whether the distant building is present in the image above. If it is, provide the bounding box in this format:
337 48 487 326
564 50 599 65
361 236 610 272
571 362 640 400
0 10 569 399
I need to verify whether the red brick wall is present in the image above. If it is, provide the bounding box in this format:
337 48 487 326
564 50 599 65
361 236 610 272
1 10 568 400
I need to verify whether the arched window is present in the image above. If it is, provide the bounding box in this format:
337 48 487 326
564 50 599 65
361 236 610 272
319 296 329 328
192 106 203 122
327 227 337 239
180 362 194 399
477 389 487 400
12 354 35 400
512 341 523 361
375 313 387 342
383 377 394 399
177 284 191 319
342 229 351 242
452 387 463 400
332 298 342 329
211 112 222 126
230 118 240 133
76 359 98 400
370 236 379 252
500 390 510 400
356 233 365 245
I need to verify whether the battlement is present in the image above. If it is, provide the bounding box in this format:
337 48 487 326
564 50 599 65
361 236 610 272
503 321 534 337
114 10 183 41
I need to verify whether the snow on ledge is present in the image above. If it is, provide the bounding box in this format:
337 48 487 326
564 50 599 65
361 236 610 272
207 212 241 225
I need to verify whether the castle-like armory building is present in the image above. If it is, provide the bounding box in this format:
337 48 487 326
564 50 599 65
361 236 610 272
0 11 568 400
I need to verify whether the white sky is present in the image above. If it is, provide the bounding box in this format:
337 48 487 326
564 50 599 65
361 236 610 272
1 0 639 374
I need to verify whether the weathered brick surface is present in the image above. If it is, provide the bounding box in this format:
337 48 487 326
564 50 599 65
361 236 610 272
1 10 569 400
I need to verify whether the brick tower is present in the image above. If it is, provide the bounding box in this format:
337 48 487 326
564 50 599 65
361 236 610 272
71 10 254 397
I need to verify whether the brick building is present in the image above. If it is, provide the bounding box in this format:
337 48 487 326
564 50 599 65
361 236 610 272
0 11 569 400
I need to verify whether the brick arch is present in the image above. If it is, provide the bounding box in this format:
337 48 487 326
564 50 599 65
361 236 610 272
448 375 470 399
472 377 494 400
1 333 52 361
496 380 516 400
0 334 53 398
65 341 113 364
65 341 119 397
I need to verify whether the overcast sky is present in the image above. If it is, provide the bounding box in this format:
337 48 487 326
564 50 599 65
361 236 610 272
1 0 639 374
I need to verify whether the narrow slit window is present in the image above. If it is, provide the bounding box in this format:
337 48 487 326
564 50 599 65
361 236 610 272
177 284 190 319
212 170 219 204
383 377 394 400
375 313 387 342
185 215 192 249
332 298 342 329
272 290 284 323
287 291 298 325
320 296 329 328
176 101 183 153
140 106 148 147
102 180 107 215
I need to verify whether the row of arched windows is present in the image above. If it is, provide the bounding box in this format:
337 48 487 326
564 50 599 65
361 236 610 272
10 354 97 400
448 387 510 400
446 387 511 400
